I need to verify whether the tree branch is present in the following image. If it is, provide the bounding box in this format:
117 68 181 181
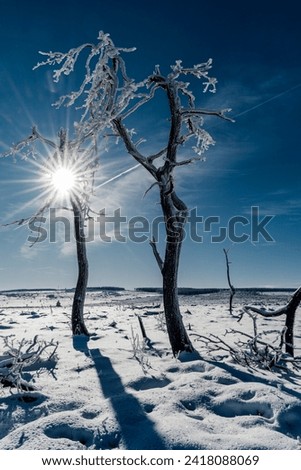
1 202 52 229
182 108 234 122
168 155 205 167
143 181 160 198
31 126 57 149
118 83 157 120
244 305 287 317
147 147 167 163
149 237 164 274
113 118 158 179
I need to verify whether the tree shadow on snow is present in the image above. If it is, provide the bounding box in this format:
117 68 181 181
210 359 301 402
73 336 166 450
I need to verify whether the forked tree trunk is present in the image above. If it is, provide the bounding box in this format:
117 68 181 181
71 196 89 335
113 86 197 357
284 286 301 357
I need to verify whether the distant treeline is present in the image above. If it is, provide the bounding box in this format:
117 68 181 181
135 287 221 295
65 286 125 292
0 286 125 295
0 288 57 294
0 286 295 296
135 287 296 295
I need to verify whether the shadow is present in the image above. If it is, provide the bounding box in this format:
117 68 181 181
0 392 48 442
209 359 301 402
72 336 166 450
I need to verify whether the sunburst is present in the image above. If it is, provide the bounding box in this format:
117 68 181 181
2 130 143 228
51 167 76 195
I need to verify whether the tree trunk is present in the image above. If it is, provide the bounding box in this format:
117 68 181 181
223 249 236 314
71 197 89 336
160 190 194 356
162 238 194 356
284 286 301 357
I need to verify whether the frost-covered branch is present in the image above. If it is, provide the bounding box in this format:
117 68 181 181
168 59 216 89
0 336 58 393
244 305 287 317
35 32 233 160
130 327 152 374
34 31 151 140
193 325 288 371
1 202 53 247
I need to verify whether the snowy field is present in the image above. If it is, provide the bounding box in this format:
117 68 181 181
0 288 301 450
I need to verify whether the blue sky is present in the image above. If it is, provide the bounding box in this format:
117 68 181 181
0 0 300 290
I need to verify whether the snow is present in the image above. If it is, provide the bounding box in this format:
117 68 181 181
0 288 301 450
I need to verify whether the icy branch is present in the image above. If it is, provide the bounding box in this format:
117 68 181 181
168 59 217 93
34 31 147 137
193 326 287 371
1 202 52 230
33 31 233 158
244 305 287 317
0 336 58 393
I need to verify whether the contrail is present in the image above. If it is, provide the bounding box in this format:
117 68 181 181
234 83 301 118
94 163 141 190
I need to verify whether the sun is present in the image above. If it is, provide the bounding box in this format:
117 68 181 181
51 167 76 195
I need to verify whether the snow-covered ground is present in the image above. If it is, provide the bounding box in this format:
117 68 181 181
0 288 301 450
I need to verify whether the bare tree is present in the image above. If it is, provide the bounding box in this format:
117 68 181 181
34 32 233 356
223 248 236 314
3 127 98 336
245 286 301 357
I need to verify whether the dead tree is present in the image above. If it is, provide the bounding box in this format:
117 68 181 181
223 248 236 313
112 68 232 356
34 32 233 356
245 286 301 357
